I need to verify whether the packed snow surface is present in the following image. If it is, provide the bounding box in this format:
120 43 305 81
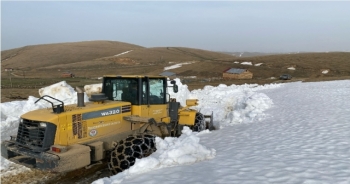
1 79 350 184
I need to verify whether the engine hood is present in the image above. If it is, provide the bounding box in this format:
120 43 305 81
20 100 131 123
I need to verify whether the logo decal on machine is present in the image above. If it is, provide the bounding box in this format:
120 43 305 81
88 121 120 130
89 129 97 137
153 109 163 115
82 107 121 120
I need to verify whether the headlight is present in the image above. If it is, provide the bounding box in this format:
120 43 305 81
20 119 24 124
39 122 47 128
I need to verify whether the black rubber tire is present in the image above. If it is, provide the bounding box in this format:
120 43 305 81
192 112 206 132
108 134 156 175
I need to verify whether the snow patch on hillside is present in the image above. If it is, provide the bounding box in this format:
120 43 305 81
241 62 252 65
114 50 133 57
164 62 195 70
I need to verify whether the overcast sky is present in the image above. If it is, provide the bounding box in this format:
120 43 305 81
1 1 350 52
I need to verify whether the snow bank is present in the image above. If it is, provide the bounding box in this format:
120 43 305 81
185 83 280 128
1 96 48 141
0 78 278 180
84 83 103 97
92 127 215 184
167 78 192 107
39 81 89 104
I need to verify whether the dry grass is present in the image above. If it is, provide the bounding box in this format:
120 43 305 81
1 41 350 102
1 40 143 69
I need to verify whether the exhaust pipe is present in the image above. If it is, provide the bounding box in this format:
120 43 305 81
76 87 85 107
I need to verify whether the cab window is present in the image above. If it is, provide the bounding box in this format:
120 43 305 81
103 78 139 104
148 78 166 104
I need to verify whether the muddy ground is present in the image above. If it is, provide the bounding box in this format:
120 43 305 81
1 163 110 184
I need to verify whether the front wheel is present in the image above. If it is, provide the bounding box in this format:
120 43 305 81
108 134 156 175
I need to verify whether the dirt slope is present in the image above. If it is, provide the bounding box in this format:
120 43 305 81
1 40 144 69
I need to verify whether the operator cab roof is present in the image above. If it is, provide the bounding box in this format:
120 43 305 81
103 75 167 79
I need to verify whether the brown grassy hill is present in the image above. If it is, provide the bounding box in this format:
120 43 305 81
36 46 237 70
1 40 350 102
156 52 350 80
104 47 237 63
1 40 144 69
1 41 349 81
1 42 238 79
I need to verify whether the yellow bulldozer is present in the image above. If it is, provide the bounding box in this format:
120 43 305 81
1 75 213 174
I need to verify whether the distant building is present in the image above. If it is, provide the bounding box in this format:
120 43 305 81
223 68 253 79
61 71 75 78
159 71 176 77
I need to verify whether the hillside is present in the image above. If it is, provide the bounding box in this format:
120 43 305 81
1 40 144 69
1 41 238 79
1 40 350 102
218 52 350 79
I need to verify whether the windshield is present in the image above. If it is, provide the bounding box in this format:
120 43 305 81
103 78 138 103
102 77 167 105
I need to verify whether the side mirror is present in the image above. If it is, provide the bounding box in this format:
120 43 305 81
173 84 178 93
170 80 176 85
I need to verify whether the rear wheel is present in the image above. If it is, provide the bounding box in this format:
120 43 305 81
108 134 156 175
192 112 206 132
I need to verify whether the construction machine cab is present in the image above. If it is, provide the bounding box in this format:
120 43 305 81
102 75 176 105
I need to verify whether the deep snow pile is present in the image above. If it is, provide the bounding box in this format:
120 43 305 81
84 83 103 97
93 127 215 184
103 80 350 184
0 78 278 182
189 83 276 127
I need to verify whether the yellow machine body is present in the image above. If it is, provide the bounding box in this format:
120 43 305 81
1 75 212 173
